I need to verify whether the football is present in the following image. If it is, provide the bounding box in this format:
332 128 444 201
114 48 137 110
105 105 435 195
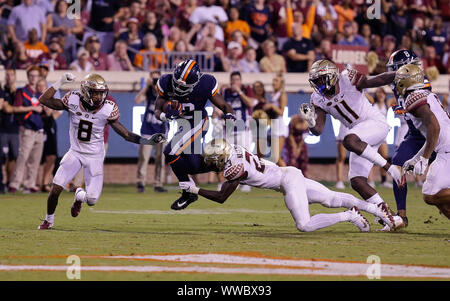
163 100 180 113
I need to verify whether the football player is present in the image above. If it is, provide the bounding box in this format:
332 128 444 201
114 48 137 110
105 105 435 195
37 73 166 229
154 59 235 210
179 139 398 232
385 50 434 229
299 59 403 230
396 64 450 219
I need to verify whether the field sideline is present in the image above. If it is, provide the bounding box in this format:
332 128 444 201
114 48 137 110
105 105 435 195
0 183 449 281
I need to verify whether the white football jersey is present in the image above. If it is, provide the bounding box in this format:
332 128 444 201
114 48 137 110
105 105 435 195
404 90 450 153
62 91 119 157
311 69 385 128
223 145 282 190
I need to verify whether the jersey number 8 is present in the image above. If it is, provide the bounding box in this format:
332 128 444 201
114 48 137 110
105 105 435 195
78 119 93 142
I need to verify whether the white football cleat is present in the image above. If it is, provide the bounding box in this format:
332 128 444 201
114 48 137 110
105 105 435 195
348 206 370 232
376 202 395 228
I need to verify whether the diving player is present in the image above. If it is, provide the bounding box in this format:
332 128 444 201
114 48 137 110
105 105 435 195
299 59 402 229
396 64 450 219
154 60 235 210
37 73 165 229
179 139 398 233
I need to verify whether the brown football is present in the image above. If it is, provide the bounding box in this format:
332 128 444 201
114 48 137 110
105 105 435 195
163 100 179 113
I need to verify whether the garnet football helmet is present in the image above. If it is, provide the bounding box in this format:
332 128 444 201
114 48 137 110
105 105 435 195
80 73 109 111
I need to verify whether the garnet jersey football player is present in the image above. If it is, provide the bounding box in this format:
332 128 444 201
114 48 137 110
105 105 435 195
395 64 450 219
37 73 165 229
178 139 398 232
299 59 405 229
154 60 235 210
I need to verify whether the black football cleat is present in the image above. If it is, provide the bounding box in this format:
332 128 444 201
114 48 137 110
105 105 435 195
171 190 198 210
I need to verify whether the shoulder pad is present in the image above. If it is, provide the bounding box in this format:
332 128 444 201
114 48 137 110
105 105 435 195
345 68 364 86
156 74 172 97
224 163 245 181
200 74 218 97
107 102 120 121
405 90 430 113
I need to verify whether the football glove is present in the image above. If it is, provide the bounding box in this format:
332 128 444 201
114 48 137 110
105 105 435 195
139 133 166 145
52 72 75 90
166 101 183 119
402 155 428 176
299 103 317 128
179 180 199 194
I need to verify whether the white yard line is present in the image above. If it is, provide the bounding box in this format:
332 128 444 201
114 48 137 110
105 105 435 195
1 253 449 278
89 208 287 215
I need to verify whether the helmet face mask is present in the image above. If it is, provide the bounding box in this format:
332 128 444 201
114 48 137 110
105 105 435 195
81 74 109 110
309 60 339 97
203 139 233 172
172 60 201 97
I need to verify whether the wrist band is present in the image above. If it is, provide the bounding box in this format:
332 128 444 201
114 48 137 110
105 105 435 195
159 112 167 122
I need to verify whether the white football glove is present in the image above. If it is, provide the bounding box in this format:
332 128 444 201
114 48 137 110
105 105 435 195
139 133 166 145
179 180 199 194
299 103 317 128
52 72 76 90
402 155 428 176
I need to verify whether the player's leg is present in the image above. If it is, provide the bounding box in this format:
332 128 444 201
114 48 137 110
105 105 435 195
282 167 369 232
71 155 104 217
136 142 152 192
421 154 450 218
378 143 392 188
38 151 82 229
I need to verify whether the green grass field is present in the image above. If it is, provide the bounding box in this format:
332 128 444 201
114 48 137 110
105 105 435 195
0 183 449 281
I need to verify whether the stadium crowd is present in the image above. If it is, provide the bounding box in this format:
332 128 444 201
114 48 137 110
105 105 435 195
0 0 449 74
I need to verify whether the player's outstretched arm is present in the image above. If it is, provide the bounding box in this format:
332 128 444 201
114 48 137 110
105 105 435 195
109 119 166 145
299 103 326 135
39 73 75 110
196 180 240 204
210 93 235 117
356 71 396 90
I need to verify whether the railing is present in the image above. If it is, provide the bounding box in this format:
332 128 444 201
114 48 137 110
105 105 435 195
141 51 215 72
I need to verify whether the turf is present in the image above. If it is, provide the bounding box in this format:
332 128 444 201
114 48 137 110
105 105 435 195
0 183 449 281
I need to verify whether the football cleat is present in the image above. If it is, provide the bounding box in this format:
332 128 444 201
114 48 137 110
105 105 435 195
171 190 198 210
38 220 53 230
376 202 395 228
348 206 370 232
71 188 84 217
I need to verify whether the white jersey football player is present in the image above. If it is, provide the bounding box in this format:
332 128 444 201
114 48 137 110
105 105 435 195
396 64 450 219
179 139 397 233
299 60 405 229
37 73 166 229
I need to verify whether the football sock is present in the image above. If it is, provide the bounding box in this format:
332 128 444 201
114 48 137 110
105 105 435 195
331 192 378 215
360 145 387 167
46 214 54 224
366 193 384 205
299 212 350 232
166 155 190 182
393 180 407 211
76 189 87 203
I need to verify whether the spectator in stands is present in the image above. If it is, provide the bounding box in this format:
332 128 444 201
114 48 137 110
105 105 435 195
225 6 250 43
8 65 44 194
251 80 271 158
198 36 224 72
174 0 198 31
56 34 76 66
373 35 396 74
85 35 110 71
338 21 368 46
316 0 338 39
129 0 145 23
135 70 168 194
426 16 447 56
230 30 248 48
283 115 309 175
134 33 164 71
37 78 62 193
239 46 260 73
163 25 182 52
24 28 48 60
108 40 135 71
282 23 314 73
0 69 19 189
37 36 67 70
400 34 413 51
222 41 243 72
7 42 34 70
119 18 144 63
87 0 122 54
407 0 435 19
140 11 163 45
70 48 94 72
334 0 354 33
410 17 427 51
285 0 316 41
259 39 286 73
269 0 288 51
314 39 332 61
361 23 372 46
384 0 412 44
113 6 131 40
189 0 228 42
246 0 271 48
46 0 83 54
423 45 445 73
7 0 47 44
192 21 227 53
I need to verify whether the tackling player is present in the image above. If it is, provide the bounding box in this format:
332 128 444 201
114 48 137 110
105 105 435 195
299 60 402 229
154 59 235 210
179 139 397 233
396 64 450 219
37 73 165 229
